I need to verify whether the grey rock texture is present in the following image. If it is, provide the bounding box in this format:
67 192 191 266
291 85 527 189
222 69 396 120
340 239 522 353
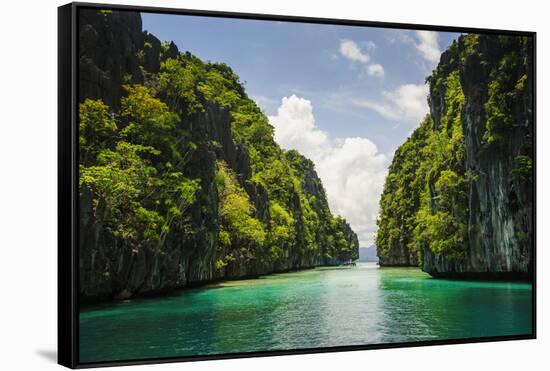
423 35 533 279
379 244 419 267
78 10 143 111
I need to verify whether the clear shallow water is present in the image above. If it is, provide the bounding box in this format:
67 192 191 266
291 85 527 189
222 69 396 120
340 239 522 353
79 263 532 363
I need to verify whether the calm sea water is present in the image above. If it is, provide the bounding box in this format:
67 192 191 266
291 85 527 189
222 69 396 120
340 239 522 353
79 263 532 363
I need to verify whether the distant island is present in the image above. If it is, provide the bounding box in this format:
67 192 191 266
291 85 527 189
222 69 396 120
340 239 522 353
358 246 379 263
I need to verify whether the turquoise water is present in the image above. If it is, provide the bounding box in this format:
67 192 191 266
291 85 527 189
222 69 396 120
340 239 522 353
79 263 532 363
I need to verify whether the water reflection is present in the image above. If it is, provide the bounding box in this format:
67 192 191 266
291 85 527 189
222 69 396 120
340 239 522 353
80 263 532 363
375 267 532 342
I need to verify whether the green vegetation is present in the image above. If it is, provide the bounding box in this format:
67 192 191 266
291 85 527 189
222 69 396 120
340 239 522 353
483 37 530 146
375 117 432 264
412 68 469 262
511 155 533 184
79 86 200 250
377 34 532 268
79 27 357 276
378 40 469 265
216 160 266 265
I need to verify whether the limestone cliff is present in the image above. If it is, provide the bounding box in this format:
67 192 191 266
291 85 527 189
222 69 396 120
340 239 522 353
78 9 358 301
376 34 533 279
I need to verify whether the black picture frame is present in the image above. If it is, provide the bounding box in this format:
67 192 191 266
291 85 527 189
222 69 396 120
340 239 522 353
58 2 537 368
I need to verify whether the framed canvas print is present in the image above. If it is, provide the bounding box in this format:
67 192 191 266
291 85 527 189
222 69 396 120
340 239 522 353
58 2 536 368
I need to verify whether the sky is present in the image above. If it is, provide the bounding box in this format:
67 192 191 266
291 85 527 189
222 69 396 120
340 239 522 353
142 12 460 247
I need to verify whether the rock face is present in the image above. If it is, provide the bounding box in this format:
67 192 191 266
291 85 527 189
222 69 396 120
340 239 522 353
379 245 419 267
423 35 533 278
79 10 144 111
375 118 431 267
78 10 358 302
376 34 533 279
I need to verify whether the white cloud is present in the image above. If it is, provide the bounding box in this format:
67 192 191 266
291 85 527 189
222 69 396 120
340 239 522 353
269 96 328 161
353 83 429 124
269 95 388 246
414 30 441 65
339 39 370 64
339 39 384 79
367 63 384 77
388 30 441 66
386 30 413 45
364 40 377 51
385 29 442 68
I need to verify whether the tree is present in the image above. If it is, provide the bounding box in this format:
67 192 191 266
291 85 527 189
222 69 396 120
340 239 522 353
79 99 117 165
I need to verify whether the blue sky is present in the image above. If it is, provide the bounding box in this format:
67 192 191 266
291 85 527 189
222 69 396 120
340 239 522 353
142 12 460 246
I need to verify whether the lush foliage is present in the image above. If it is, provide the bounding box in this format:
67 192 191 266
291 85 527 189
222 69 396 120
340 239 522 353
216 160 266 265
375 117 433 264
80 89 200 250
79 29 358 273
157 53 357 269
379 43 469 264
412 68 469 261
376 34 532 267
483 37 530 146
511 155 533 184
